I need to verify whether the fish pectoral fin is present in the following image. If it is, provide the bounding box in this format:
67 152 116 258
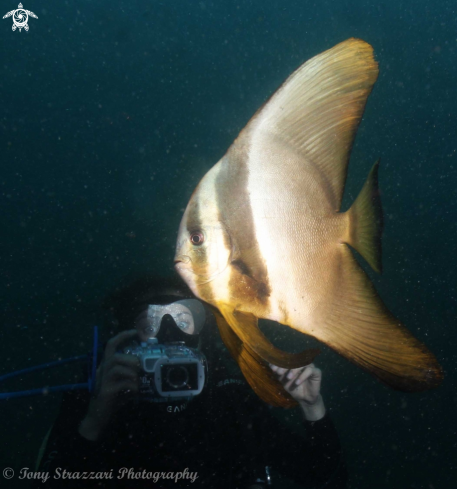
210 306 243 358
319 246 443 392
218 304 319 369
211 307 297 408
238 344 298 408
345 159 383 273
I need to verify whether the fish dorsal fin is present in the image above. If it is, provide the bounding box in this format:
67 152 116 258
240 38 378 210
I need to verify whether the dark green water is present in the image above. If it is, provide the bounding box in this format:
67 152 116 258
0 1 456 488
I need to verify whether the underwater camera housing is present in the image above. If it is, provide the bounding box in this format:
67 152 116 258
123 338 206 401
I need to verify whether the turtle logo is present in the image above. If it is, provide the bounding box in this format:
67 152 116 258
3 3 38 32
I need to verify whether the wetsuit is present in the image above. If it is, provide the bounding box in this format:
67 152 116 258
33 340 347 489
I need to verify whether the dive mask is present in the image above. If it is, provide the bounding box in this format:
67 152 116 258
134 299 206 339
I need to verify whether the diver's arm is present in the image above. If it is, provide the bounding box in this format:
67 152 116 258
31 390 109 489
252 407 347 489
79 329 140 441
299 394 326 420
31 331 141 488
303 413 347 488
266 364 347 488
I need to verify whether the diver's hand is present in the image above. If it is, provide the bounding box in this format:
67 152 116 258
79 329 140 441
269 363 326 421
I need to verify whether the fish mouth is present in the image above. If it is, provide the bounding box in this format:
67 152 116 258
174 255 191 265
174 256 219 284
174 255 191 274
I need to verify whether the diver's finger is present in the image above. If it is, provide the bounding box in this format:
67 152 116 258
107 353 140 370
285 362 315 378
269 364 288 376
109 379 139 396
294 366 314 385
105 330 138 358
284 362 314 380
106 365 139 383
296 366 321 386
286 368 304 381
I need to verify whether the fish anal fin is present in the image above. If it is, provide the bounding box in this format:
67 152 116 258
345 159 383 273
211 307 297 407
319 247 443 391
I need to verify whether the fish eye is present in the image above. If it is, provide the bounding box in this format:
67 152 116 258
190 231 205 246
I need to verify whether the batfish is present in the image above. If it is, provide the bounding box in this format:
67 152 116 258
174 38 443 407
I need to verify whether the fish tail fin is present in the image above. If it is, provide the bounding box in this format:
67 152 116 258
345 159 383 273
322 246 443 391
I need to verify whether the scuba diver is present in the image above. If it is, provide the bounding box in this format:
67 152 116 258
33 276 347 488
